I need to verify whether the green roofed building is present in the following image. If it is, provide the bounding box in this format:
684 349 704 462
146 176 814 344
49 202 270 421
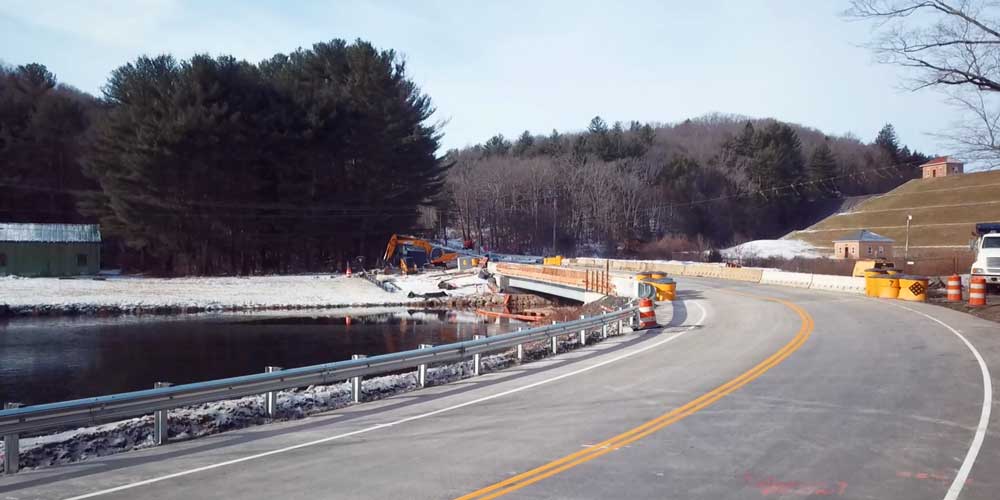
0 223 101 277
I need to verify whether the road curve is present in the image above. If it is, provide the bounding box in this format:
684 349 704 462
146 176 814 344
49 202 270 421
1 278 998 500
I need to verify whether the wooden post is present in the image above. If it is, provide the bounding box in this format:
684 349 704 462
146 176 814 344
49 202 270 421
606 259 610 293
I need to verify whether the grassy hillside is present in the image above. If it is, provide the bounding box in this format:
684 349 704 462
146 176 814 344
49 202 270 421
786 169 1000 251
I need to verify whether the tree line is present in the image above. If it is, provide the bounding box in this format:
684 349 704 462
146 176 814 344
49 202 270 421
441 115 928 257
2 41 930 273
0 40 444 274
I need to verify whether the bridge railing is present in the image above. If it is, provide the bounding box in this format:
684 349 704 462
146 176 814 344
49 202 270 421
0 306 637 474
496 263 612 294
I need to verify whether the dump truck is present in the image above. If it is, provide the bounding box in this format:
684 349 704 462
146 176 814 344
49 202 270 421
383 234 459 273
971 222 1000 292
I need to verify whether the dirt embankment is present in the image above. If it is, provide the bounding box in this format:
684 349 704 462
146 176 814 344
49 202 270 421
927 293 1000 324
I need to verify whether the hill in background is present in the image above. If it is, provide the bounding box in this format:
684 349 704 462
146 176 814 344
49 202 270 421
443 113 929 255
785 168 1000 254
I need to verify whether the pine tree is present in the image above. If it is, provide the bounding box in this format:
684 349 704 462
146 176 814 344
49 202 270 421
587 116 608 135
85 40 445 274
874 123 900 161
483 134 511 156
807 142 839 196
512 130 534 156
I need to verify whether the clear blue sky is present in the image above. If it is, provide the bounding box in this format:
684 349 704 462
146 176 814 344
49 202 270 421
0 0 960 155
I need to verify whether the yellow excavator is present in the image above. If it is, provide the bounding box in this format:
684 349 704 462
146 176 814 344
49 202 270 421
383 234 459 274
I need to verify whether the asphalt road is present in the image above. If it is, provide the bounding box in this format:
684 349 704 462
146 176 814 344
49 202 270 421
2 278 998 500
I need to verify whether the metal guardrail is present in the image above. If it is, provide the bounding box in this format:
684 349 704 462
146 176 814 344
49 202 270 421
0 306 638 474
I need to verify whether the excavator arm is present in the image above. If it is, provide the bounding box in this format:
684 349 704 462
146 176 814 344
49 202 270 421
384 234 458 269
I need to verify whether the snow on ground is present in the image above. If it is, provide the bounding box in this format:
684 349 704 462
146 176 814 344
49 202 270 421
722 239 822 260
382 270 489 297
0 270 491 316
0 321 623 473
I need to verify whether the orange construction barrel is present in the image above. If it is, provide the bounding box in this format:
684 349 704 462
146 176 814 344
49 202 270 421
970 277 987 307
947 275 963 302
637 298 658 329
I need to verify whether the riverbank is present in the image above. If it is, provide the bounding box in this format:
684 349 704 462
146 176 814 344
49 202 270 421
0 314 629 473
0 270 512 317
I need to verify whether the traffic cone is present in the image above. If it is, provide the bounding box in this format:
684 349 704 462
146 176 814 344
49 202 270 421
346 263 352 278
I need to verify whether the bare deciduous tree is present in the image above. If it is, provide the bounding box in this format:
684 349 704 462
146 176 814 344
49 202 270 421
849 0 1000 161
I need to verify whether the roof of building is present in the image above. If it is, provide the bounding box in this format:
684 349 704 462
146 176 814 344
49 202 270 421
920 156 961 167
833 229 894 243
0 223 101 243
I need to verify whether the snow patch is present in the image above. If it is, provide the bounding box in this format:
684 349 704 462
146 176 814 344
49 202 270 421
722 239 822 260
0 270 492 316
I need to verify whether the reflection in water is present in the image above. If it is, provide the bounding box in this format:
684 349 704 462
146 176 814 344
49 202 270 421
0 309 522 406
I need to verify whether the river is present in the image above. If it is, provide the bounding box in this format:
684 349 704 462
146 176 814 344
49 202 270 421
0 308 523 406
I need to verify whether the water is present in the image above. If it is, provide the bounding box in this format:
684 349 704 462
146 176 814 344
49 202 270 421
0 308 523 406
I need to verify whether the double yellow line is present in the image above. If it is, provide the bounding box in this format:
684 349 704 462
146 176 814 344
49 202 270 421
456 294 814 500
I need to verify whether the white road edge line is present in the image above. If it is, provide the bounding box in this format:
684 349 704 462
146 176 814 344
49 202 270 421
61 301 708 500
892 302 992 500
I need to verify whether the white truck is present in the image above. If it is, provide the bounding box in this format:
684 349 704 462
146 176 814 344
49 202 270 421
971 222 1000 292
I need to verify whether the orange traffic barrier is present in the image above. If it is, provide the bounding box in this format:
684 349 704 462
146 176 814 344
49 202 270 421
947 275 963 302
970 277 987 307
637 298 658 330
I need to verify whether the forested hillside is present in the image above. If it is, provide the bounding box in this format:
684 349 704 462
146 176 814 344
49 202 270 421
442 115 929 256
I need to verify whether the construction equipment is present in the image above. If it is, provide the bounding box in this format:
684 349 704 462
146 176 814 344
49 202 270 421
542 256 563 266
971 222 1000 291
383 234 459 272
851 259 894 278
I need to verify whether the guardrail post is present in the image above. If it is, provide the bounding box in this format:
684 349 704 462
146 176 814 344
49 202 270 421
418 344 432 387
602 315 609 339
550 320 558 354
516 327 524 362
3 402 21 475
473 335 484 376
617 307 624 334
153 382 172 446
265 366 282 418
351 355 367 403
579 315 587 345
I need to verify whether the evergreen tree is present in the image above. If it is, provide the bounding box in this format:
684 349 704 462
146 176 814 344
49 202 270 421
512 130 534 156
0 63 96 223
85 40 445 274
587 116 608 135
483 134 511 156
874 123 900 161
807 142 839 196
